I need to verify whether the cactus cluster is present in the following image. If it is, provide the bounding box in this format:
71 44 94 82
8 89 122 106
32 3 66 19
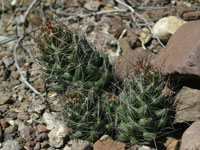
36 22 113 93
36 21 173 144
116 64 170 144
36 21 116 142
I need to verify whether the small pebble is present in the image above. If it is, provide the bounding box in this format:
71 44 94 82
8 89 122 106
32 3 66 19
36 124 47 133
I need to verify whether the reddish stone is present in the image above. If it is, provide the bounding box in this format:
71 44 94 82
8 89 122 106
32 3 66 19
152 20 200 78
183 11 200 21
115 47 155 79
94 139 126 150
11 71 20 80
36 124 47 133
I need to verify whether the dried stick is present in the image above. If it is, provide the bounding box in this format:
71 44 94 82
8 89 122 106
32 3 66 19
14 36 45 101
116 29 127 56
66 9 128 20
115 0 140 28
115 0 165 48
13 0 45 101
23 0 39 23
50 0 128 18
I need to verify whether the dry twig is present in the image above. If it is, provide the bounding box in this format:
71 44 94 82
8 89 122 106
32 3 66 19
115 0 165 48
13 0 45 101
49 0 128 20
116 29 127 56
14 36 45 101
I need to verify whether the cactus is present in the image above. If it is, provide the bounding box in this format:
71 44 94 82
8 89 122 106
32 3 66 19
36 21 113 93
36 21 116 142
64 89 117 142
115 64 171 144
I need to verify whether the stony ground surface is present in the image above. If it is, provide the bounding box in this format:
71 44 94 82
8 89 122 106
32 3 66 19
0 0 200 150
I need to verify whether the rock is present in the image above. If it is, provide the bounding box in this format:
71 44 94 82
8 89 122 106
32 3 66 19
4 125 18 134
180 121 200 150
177 5 200 21
99 135 111 141
63 145 71 150
32 78 45 92
2 140 21 150
152 16 187 42
67 139 92 150
31 101 46 114
17 112 29 120
7 112 18 120
126 28 139 48
8 119 17 126
84 1 99 11
0 104 9 112
141 9 168 21
34 133 48 142
115 47 155 79
3 133 13 141
0 92 12 105
43 112 63 130
85 16 117 52
10 71 20 80
34 142 41 150
94 139 126 150
27 9 43 26
152 20 200 78
30 113 40 121
174 86 200 123
108 16 125 35
10 80 20 86
164 137 179 150
0 119 8 128
2 56 14 68
36 124 47 133
41 141 49 149
88 30 117 52
182 11 200 21
119 37 132 55
48 124 68 148
18 122 35 141
47 147 56 150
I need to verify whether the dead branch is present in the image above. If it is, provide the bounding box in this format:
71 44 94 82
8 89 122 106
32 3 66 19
14 36 45 101
13 0 45 101
115 0 165 48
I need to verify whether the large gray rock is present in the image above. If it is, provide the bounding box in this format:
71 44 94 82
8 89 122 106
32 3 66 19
174 86 200 123
152 20 200 78
180 121 200 150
